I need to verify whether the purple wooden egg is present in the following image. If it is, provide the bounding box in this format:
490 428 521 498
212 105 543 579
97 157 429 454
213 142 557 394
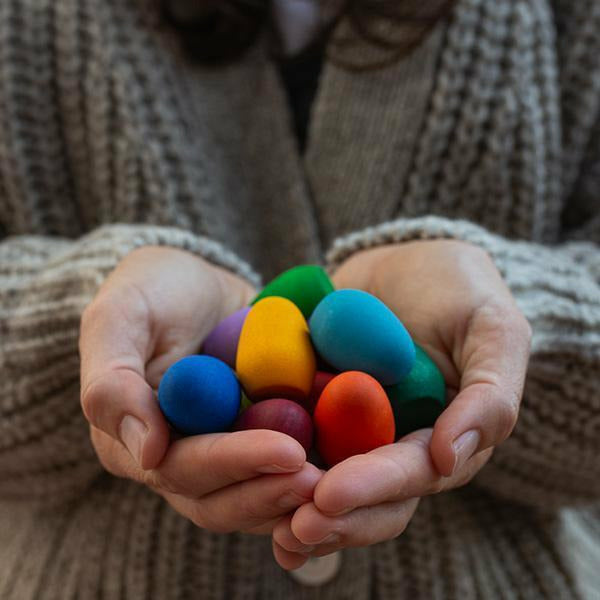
202 307 251 368
233 398 313 452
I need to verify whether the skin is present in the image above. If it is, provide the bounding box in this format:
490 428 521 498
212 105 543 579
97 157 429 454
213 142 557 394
79 247 320 535
79 240 531 560
272 241 532 568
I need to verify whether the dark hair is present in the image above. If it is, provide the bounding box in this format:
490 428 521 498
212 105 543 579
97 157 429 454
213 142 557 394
160 0 455 70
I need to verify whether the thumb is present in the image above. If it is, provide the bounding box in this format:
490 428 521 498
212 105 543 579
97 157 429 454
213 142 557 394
79 287 170 470
430 303 531 476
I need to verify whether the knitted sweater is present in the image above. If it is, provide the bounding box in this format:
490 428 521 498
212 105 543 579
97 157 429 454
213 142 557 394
1 0 599 598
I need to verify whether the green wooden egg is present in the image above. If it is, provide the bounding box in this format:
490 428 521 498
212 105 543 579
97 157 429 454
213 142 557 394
238 390 253 414
251 265 334 319
385 345 446 439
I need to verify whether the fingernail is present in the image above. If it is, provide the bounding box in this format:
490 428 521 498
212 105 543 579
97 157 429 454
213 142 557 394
119 416 147 467
314 533 340 545
452 429 481 474
257 463 303 474
327 505 354 517
278 492 310 509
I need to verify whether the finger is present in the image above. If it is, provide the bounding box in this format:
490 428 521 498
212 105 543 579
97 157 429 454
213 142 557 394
152 429 307 497
91 427 307 496
159 463 322 534
272 540 310 571
244 518 281 536
286 497 420 550
273 514 316 555
80 288 169 470
431 303 531 476
312 429 492 517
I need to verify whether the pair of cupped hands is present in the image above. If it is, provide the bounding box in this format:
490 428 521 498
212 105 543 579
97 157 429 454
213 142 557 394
79 240 531 569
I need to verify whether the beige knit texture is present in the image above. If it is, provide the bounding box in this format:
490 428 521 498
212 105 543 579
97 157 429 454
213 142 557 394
0 0 599 598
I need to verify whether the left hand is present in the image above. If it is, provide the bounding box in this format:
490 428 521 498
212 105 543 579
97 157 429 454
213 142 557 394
272 240 532 569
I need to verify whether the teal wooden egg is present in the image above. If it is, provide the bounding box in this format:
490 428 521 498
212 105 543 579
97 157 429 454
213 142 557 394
385 345 446 439
251 264 334 319
309 289 416 386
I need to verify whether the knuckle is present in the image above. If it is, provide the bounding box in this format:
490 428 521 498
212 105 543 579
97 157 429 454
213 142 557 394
238 491 268 525
384 455 411 498
428 477 445 495
80 299 98 330
201 436 232 485
142 469 167 492
149 468 190 498
80 294 110 332
518 314 533 347
190 504 234 534
477 301 531 350
474 301 512 333
507 311 531 341
498 397 520 440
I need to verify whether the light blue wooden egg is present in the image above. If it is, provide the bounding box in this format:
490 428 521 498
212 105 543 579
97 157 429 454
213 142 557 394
309 289 415 386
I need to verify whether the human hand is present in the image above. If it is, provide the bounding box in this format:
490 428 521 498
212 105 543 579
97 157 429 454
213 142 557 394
272 240 532 566
80 246 321 534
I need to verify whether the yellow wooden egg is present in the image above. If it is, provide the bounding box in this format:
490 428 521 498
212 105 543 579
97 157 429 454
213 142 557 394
236 297 316 401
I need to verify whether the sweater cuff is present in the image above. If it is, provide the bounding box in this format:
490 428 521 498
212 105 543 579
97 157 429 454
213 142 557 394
78 223 262 289
326 215 528 276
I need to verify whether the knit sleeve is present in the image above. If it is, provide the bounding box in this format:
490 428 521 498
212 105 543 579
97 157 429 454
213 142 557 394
326 216 600 509
0 224 261 505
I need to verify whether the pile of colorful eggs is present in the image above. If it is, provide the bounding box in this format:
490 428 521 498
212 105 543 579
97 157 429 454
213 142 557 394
158 265 446 467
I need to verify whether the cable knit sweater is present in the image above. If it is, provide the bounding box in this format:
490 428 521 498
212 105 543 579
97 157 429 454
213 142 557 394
1 0 599 598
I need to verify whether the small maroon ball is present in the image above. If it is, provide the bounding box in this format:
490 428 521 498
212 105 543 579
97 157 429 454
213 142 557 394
233 398 313 452
302 371 336 414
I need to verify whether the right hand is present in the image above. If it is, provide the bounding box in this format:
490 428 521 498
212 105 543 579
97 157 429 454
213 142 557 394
79 246 321 534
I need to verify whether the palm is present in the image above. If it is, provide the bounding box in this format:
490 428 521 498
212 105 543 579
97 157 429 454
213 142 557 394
101 247 254 389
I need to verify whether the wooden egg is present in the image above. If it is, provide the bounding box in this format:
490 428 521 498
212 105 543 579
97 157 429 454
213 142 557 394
202 307 250 368
236 297 316 401
301 370 336 414
158 355 240 435
233 398 313 452
238 390 253 414
314 371 395 466
385 344 446 439
251 264 335 319
309 289 415 386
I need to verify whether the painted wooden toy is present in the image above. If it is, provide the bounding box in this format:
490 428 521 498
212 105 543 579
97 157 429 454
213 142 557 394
385 344 446 439
309 289 416 386
302 370 336 414
236 297 316 401
251 264 334 319
202 306 250 368
314 371 395 466
158 355 240 435
233 398 313 452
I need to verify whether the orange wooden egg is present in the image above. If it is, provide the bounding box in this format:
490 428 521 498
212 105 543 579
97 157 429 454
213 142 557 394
236 297 316 401
314 371 395 466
